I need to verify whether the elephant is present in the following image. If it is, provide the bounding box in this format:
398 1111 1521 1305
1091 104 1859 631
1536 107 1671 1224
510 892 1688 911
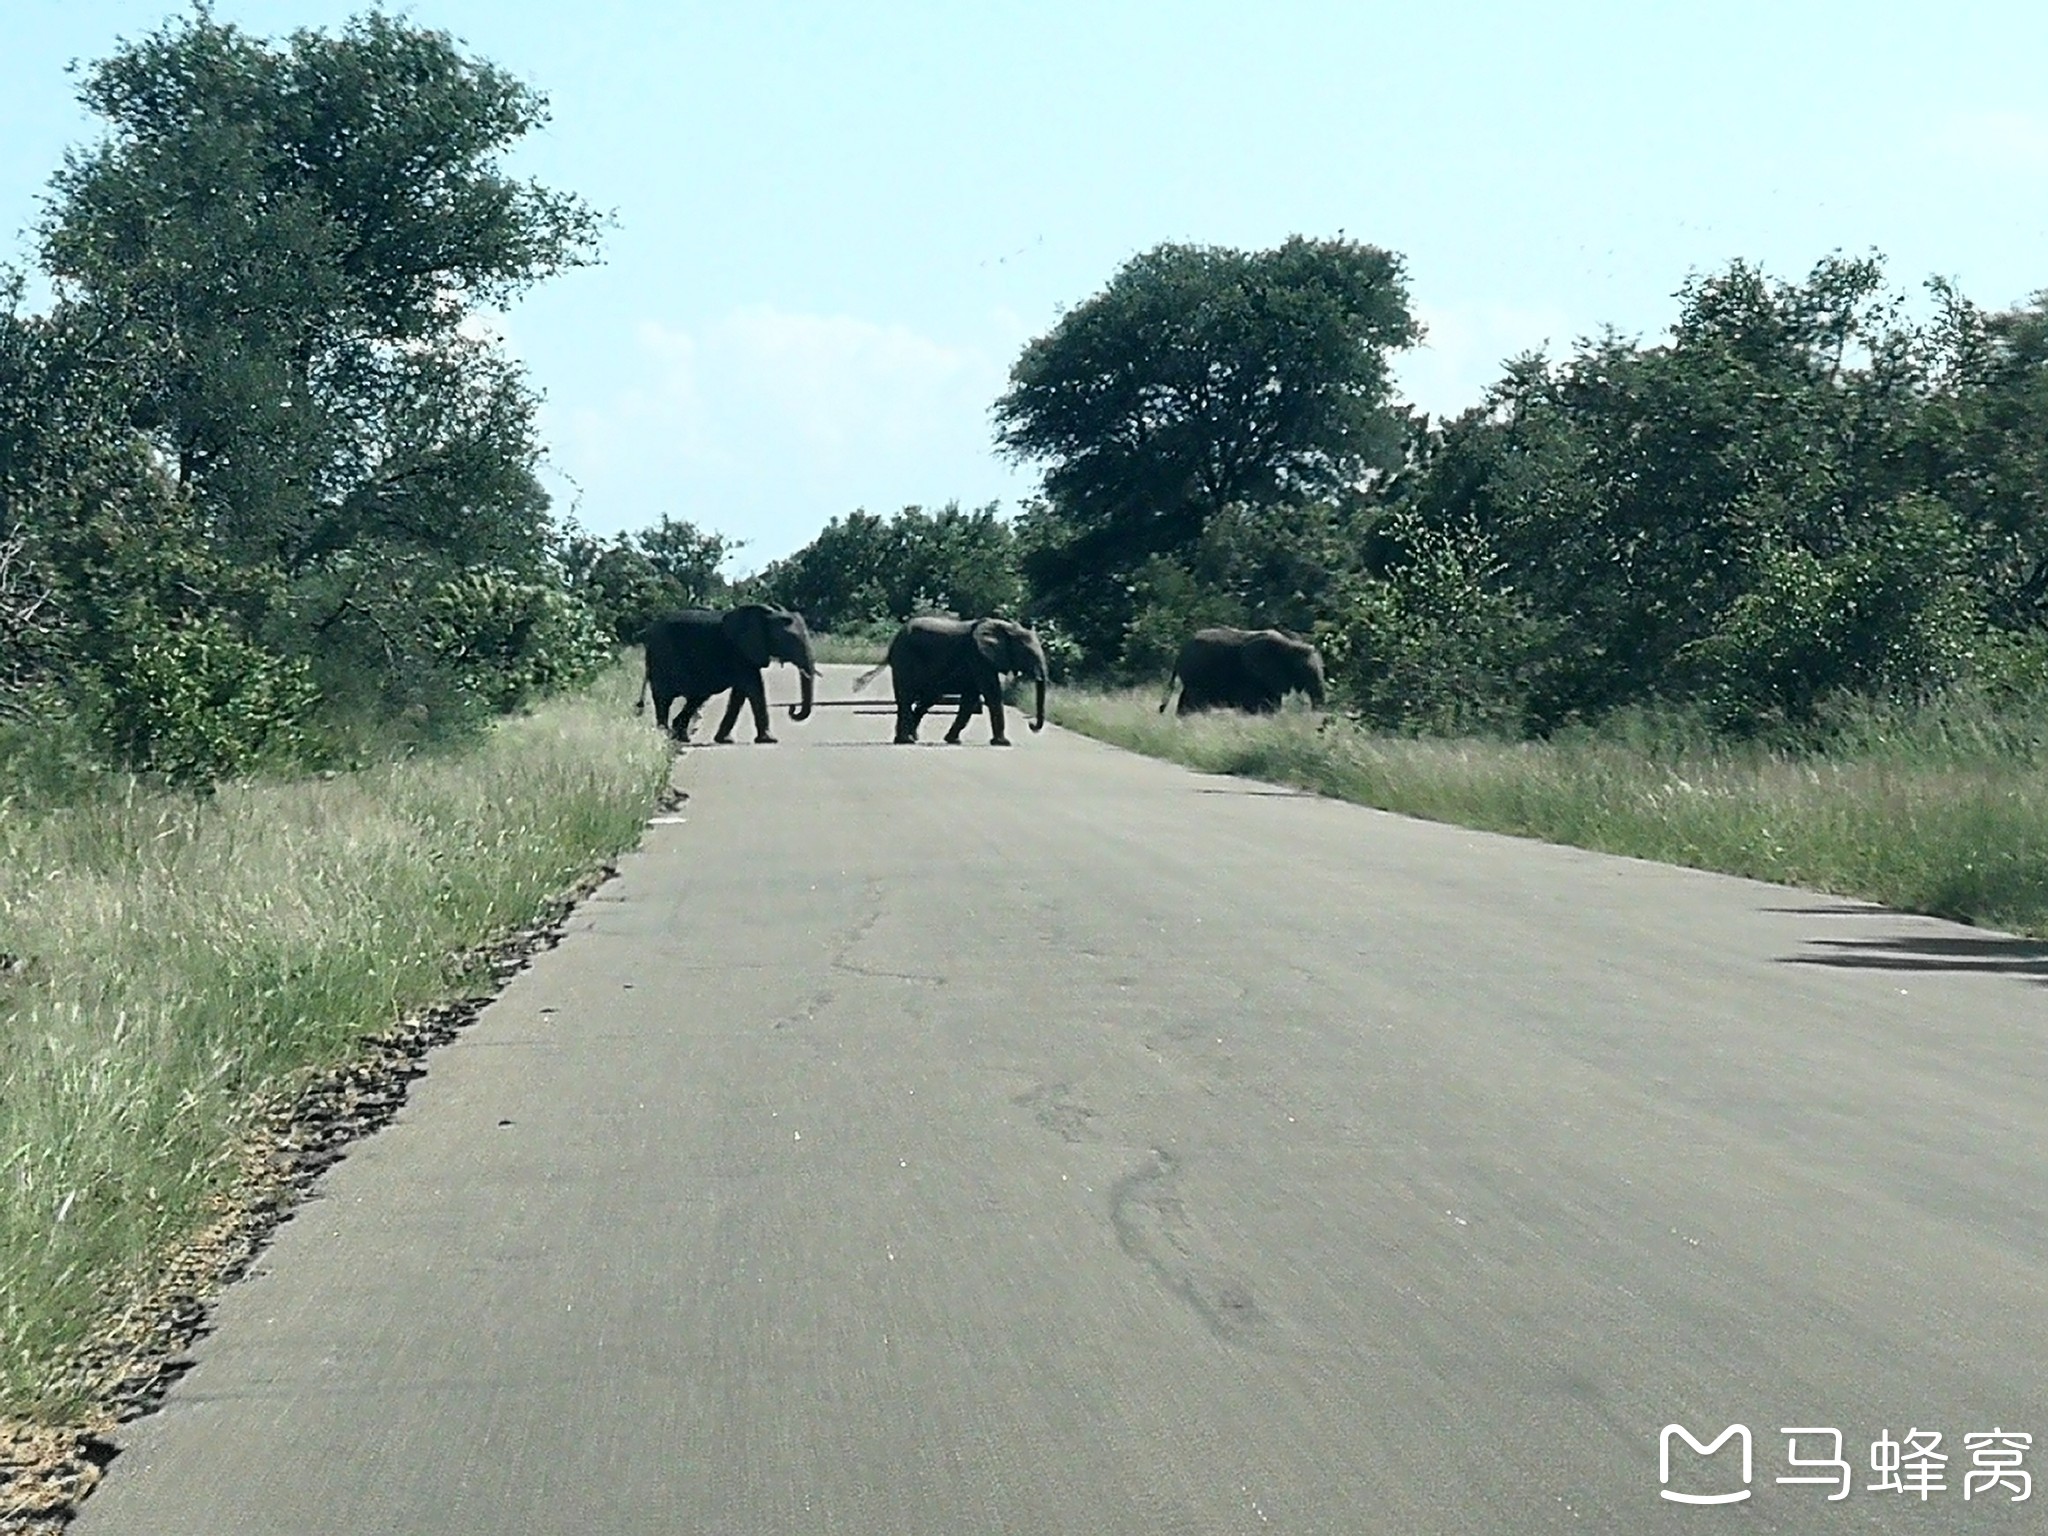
636 604 816 743
852 616 1048 746
1158 626 1327 716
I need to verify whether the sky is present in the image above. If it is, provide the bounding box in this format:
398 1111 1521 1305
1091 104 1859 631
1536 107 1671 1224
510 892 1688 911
5 1 2047 575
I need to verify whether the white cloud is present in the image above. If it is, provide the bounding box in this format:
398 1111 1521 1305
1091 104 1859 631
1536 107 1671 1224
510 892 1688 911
1391 300 1580 421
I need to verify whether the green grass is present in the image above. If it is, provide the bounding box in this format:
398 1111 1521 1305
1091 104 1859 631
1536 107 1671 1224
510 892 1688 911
808 630 888 666
0 666 671 1417
1053 688 2048 938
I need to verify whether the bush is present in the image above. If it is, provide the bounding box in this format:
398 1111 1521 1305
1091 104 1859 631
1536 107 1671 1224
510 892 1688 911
421 570 614 713
89 613 320 786
1317 515 1548 734
1681 495 1983 732
1121 556 1249 681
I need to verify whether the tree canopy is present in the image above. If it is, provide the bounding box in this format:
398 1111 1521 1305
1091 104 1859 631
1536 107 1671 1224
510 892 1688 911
993 237 1418 661
3 11 607 782
747 502 1023 633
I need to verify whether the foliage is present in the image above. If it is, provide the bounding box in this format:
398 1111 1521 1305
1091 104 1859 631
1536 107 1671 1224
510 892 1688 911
92 612 320 787
996 237 1418 668
1677 495 1982 731
1365 256 2048 731
1314 511 1551 734
748 502 1023 631
421 569 613 712
557 516 739 642
3 11 601 786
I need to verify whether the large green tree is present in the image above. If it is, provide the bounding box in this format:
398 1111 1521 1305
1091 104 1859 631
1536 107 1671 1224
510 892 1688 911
994 236 1418 665
9 10 605 768
557 516 740 643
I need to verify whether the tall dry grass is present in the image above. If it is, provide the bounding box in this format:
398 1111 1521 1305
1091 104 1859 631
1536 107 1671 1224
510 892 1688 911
1054 689 2048 937
0 671 670 1415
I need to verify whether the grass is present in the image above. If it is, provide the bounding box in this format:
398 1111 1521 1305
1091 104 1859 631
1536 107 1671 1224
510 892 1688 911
808 630 888 666
1052 688 2048 938
0 666 671 1418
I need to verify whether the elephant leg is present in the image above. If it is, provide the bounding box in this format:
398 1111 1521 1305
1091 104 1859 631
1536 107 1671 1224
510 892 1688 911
909 697 941 738
745 674 776 743
711 687 748 744
717 673 773 744
674 695 709 741
894 693 918 744
983 679 1010 746
651 690 675 731
940 688 979 744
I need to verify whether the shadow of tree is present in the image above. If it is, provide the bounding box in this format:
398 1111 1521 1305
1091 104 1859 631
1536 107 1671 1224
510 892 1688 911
1781 933 2048 985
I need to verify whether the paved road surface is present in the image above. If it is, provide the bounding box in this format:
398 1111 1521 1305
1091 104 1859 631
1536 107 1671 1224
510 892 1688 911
75 664 2048 1533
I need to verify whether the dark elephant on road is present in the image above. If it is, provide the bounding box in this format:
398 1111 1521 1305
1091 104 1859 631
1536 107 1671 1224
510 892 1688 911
853 616 1048 745
1159 627 1326 716
636 604 817 743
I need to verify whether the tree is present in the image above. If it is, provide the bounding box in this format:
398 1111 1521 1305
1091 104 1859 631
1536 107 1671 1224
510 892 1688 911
30 10 601 736
1362 255 2008 732
994 236 1418 666
748 503 1022 631
558 516 739 642
634 516 741 606
1911 286 2048 632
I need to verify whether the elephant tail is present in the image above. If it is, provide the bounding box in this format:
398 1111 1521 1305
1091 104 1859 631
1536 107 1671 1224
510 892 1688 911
852 660 887 693
1157 661 1180 714
635 663 649 715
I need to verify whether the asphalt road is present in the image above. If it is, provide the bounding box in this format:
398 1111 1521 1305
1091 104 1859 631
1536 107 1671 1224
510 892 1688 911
75 664 2048 1533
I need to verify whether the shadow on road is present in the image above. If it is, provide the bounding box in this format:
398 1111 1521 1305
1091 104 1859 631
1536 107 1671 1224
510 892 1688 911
1780 933 2048 985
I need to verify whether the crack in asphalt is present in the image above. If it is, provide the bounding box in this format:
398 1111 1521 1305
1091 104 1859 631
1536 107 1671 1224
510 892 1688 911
774 881 944 1031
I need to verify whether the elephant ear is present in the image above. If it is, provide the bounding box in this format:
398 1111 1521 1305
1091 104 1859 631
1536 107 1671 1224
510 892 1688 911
971 619 1007 670
1244 634 1294 689
721 605 772 668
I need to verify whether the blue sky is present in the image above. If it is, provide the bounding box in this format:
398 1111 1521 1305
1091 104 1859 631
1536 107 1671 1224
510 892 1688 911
6 1 2046 574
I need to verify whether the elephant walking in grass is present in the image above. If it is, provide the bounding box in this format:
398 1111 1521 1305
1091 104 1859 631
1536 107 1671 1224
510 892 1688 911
854 616 1049 745
1160 626 1326 716
637 604 817 743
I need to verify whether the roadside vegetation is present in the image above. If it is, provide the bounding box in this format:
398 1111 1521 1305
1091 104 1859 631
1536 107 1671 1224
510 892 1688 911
1053 688 2048 938
0 666 669 1417
759 239 2048 943
0 12 678 1436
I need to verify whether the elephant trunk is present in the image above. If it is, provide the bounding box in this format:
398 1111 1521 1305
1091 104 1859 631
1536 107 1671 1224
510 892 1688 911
1030 676 1046 733
789 665 815 721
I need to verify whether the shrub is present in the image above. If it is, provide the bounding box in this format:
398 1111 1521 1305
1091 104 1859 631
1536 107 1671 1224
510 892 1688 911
1681 494 1983 732
90 613 320 786
421 570 613 712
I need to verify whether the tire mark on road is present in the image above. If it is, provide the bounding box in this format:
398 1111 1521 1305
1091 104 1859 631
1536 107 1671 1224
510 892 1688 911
1109 1148 1281 1351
